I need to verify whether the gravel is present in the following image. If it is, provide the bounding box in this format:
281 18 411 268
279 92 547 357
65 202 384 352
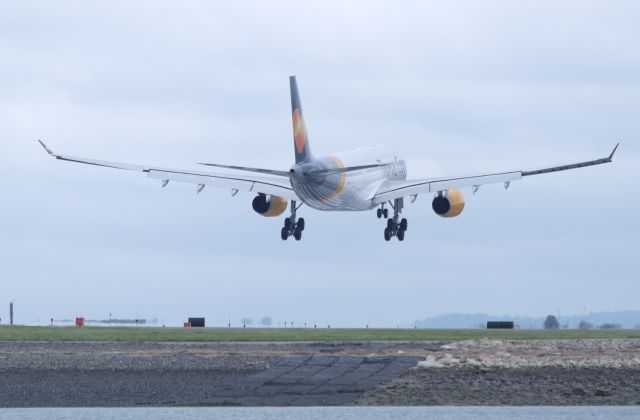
356 338 640 406
356 367 640 405
0 342 279 371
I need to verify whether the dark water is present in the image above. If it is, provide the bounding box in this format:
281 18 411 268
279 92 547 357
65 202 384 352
0 407 639 420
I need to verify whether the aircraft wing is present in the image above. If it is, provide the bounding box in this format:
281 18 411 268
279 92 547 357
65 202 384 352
38 141 298 200
373 144 618 204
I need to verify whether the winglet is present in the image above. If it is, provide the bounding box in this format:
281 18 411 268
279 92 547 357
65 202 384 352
608 142 619 161
38 139 54 156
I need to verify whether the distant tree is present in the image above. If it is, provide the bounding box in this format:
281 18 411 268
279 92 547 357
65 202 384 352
578 320 592 330
261 316 272 327
599 323 621 330
543 315 560 330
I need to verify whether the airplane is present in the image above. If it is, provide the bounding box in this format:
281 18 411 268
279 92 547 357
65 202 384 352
39 76 618 242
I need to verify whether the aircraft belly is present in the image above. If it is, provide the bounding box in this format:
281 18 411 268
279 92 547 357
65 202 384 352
293 177 376 211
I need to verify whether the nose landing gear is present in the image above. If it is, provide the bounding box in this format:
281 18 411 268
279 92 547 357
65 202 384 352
376 204 389 219
281 200 305 241
382 198 407 241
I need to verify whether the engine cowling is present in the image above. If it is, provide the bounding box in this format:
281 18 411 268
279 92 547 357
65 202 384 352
432 188 465 218
252 194 288 217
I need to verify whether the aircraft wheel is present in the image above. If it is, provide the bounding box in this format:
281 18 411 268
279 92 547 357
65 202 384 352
397 228 405 241
284 217 291 230
387 219 395 230
281 227 289 240
384 228 391 241
383 208 389 218
400 218 408 231
293 228 302 241
377 208 382 219
297 218 305 231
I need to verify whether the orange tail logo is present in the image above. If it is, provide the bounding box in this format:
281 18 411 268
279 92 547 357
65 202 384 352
293 109 306 154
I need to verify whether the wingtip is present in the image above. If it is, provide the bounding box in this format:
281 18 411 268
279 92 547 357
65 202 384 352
609 142 620 160
38 139 54 155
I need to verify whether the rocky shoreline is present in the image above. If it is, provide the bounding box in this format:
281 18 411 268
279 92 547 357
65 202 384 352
357 366 640 405
357 339 640 406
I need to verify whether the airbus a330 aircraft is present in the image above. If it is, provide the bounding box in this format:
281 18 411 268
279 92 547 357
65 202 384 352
40 76 618 241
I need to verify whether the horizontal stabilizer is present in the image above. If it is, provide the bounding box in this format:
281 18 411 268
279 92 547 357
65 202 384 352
308 163 386 176
197 162 289 177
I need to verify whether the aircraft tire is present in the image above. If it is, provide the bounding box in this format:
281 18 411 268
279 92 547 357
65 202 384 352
387 219 395 230
383 209 389 218
377 208 382 218
293 228 302 241
281 227 289 240
397 228 405 241
384 228 391 241
297 218 305 231
284 217 291 229
400 218 408 231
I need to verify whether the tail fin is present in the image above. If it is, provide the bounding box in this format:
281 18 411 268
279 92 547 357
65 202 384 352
290 76 313 163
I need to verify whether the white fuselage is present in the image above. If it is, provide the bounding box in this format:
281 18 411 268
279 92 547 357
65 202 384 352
289 145 407 211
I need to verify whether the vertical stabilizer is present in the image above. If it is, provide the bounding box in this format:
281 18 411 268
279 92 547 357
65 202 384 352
290 76 313 163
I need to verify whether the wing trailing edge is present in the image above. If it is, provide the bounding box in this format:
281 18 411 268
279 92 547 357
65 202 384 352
38 140 298 200
373 143 619 204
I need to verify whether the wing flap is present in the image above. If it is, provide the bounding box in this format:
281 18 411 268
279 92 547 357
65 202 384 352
146 169 295 198
373 171 521 204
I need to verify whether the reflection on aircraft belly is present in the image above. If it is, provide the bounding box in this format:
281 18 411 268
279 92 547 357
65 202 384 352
292 182 372 211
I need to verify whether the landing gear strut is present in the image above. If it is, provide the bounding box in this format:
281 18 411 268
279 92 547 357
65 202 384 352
281 200 305 241
383 198 407 242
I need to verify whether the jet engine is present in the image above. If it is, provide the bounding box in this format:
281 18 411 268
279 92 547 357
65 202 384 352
432 188 465 218
252 194 288 217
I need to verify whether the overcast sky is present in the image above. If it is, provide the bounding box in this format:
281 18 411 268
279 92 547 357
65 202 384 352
0 0 638 327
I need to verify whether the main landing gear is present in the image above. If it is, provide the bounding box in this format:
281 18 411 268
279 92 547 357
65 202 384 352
281 200 305 241
383 198 408 242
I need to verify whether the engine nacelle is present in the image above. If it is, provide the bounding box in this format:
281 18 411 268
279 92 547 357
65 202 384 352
432 188 465 218
252 194 288 217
